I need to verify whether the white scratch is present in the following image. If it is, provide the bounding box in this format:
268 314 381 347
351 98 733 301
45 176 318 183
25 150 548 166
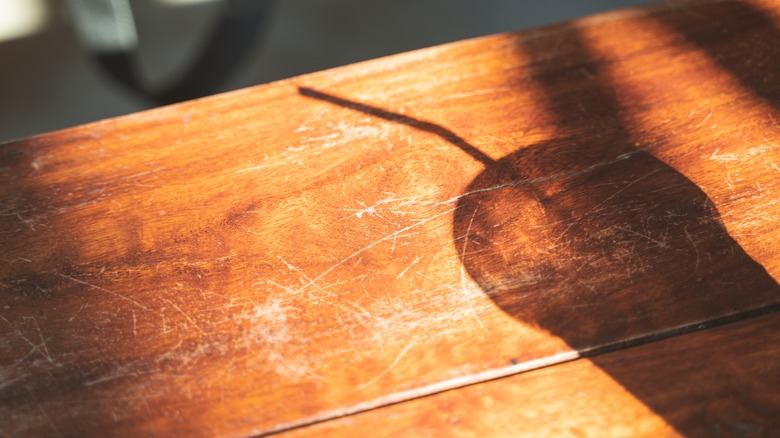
56 273 151 312
273 256 348 302
615 226 669 248
460 207 487 333
357 339 417 390
340 196 425 220
710 148 721 160
684 226 700 274
14 328 52 363
396 256 422 279
68 303 88 322
579 67 595 80
725 173 735 192
32 318 54 363
344 300 372 320
553 168 660 245
162 298 205 334
35 400 63 437
436 150 641 207
709 144 775 162
694 110 712 128
85 371 140 386
298 207 457 293
391 232 419 254
0 372 29 390
235 164 273 174
355 206 378 218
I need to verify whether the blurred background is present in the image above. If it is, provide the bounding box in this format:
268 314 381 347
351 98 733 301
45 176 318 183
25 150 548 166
0 0 653 141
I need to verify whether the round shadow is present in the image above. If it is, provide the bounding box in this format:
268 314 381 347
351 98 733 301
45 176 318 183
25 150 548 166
453 138 778 349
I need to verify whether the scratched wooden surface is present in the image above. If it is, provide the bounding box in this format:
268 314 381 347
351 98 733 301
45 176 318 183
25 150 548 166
278 312 780 437
2 0 780 436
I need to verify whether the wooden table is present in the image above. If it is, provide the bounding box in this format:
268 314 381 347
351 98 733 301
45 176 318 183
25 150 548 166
2 0 780 436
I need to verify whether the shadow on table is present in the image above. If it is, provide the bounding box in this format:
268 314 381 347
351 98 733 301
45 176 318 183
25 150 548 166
299 7 780 431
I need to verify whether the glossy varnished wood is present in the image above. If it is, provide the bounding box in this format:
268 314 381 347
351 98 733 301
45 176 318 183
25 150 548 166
2 0 780 436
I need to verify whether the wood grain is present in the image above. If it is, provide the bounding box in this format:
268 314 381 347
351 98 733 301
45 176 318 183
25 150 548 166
2 0 780 436
277 312 780 437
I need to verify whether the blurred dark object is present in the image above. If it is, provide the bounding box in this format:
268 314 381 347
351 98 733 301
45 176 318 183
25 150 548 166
0 0 654 141
67 0 273 105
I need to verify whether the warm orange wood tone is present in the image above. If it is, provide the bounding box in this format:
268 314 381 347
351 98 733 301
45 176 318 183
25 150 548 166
2 0 780 436
279 312 780 437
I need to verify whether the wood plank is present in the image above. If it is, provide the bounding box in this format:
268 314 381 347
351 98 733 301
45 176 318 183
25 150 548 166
277 312 780 437
2 0 780 436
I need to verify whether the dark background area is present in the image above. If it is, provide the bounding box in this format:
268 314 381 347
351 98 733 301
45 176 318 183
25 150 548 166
0 0 652 141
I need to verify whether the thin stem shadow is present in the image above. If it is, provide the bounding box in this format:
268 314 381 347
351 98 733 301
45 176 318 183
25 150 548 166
299 87 495 166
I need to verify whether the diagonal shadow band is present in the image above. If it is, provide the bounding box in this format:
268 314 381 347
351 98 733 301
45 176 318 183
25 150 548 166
453 20 780 434
652 0 780 113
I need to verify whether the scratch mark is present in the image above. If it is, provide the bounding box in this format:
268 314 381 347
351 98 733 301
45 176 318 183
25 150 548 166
15 213 37 230
546 30 566 60
299 207 457 293
235 164 273 174
579 67 595 80
391 232 419 254
694 110 712 128
68 303 88 322
772 162 780 174
266 279 297 294
573 254 600 273
344 300 372 320
0 372 29 390
85 371 141 386
357 339 417 390
553 168 660 245
16 256 32 262
725 173 735 192
132 310 137 338
436 150 642 207
9 347 39 369
15 329 51 363
35 399 63 437
56 273 151 312
162 298 205 334
460 207 487 333
274 256 350 302
684 226 701 274
615 226 669 248
138 384 153 416
340 195 425 220
32 318 54 363
709 145 775 162
396 256 422 279
344 200 382 219
0 281 17 292
277 256 314 283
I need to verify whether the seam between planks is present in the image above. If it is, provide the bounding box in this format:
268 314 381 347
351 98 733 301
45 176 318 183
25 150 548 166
250 301 780 437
